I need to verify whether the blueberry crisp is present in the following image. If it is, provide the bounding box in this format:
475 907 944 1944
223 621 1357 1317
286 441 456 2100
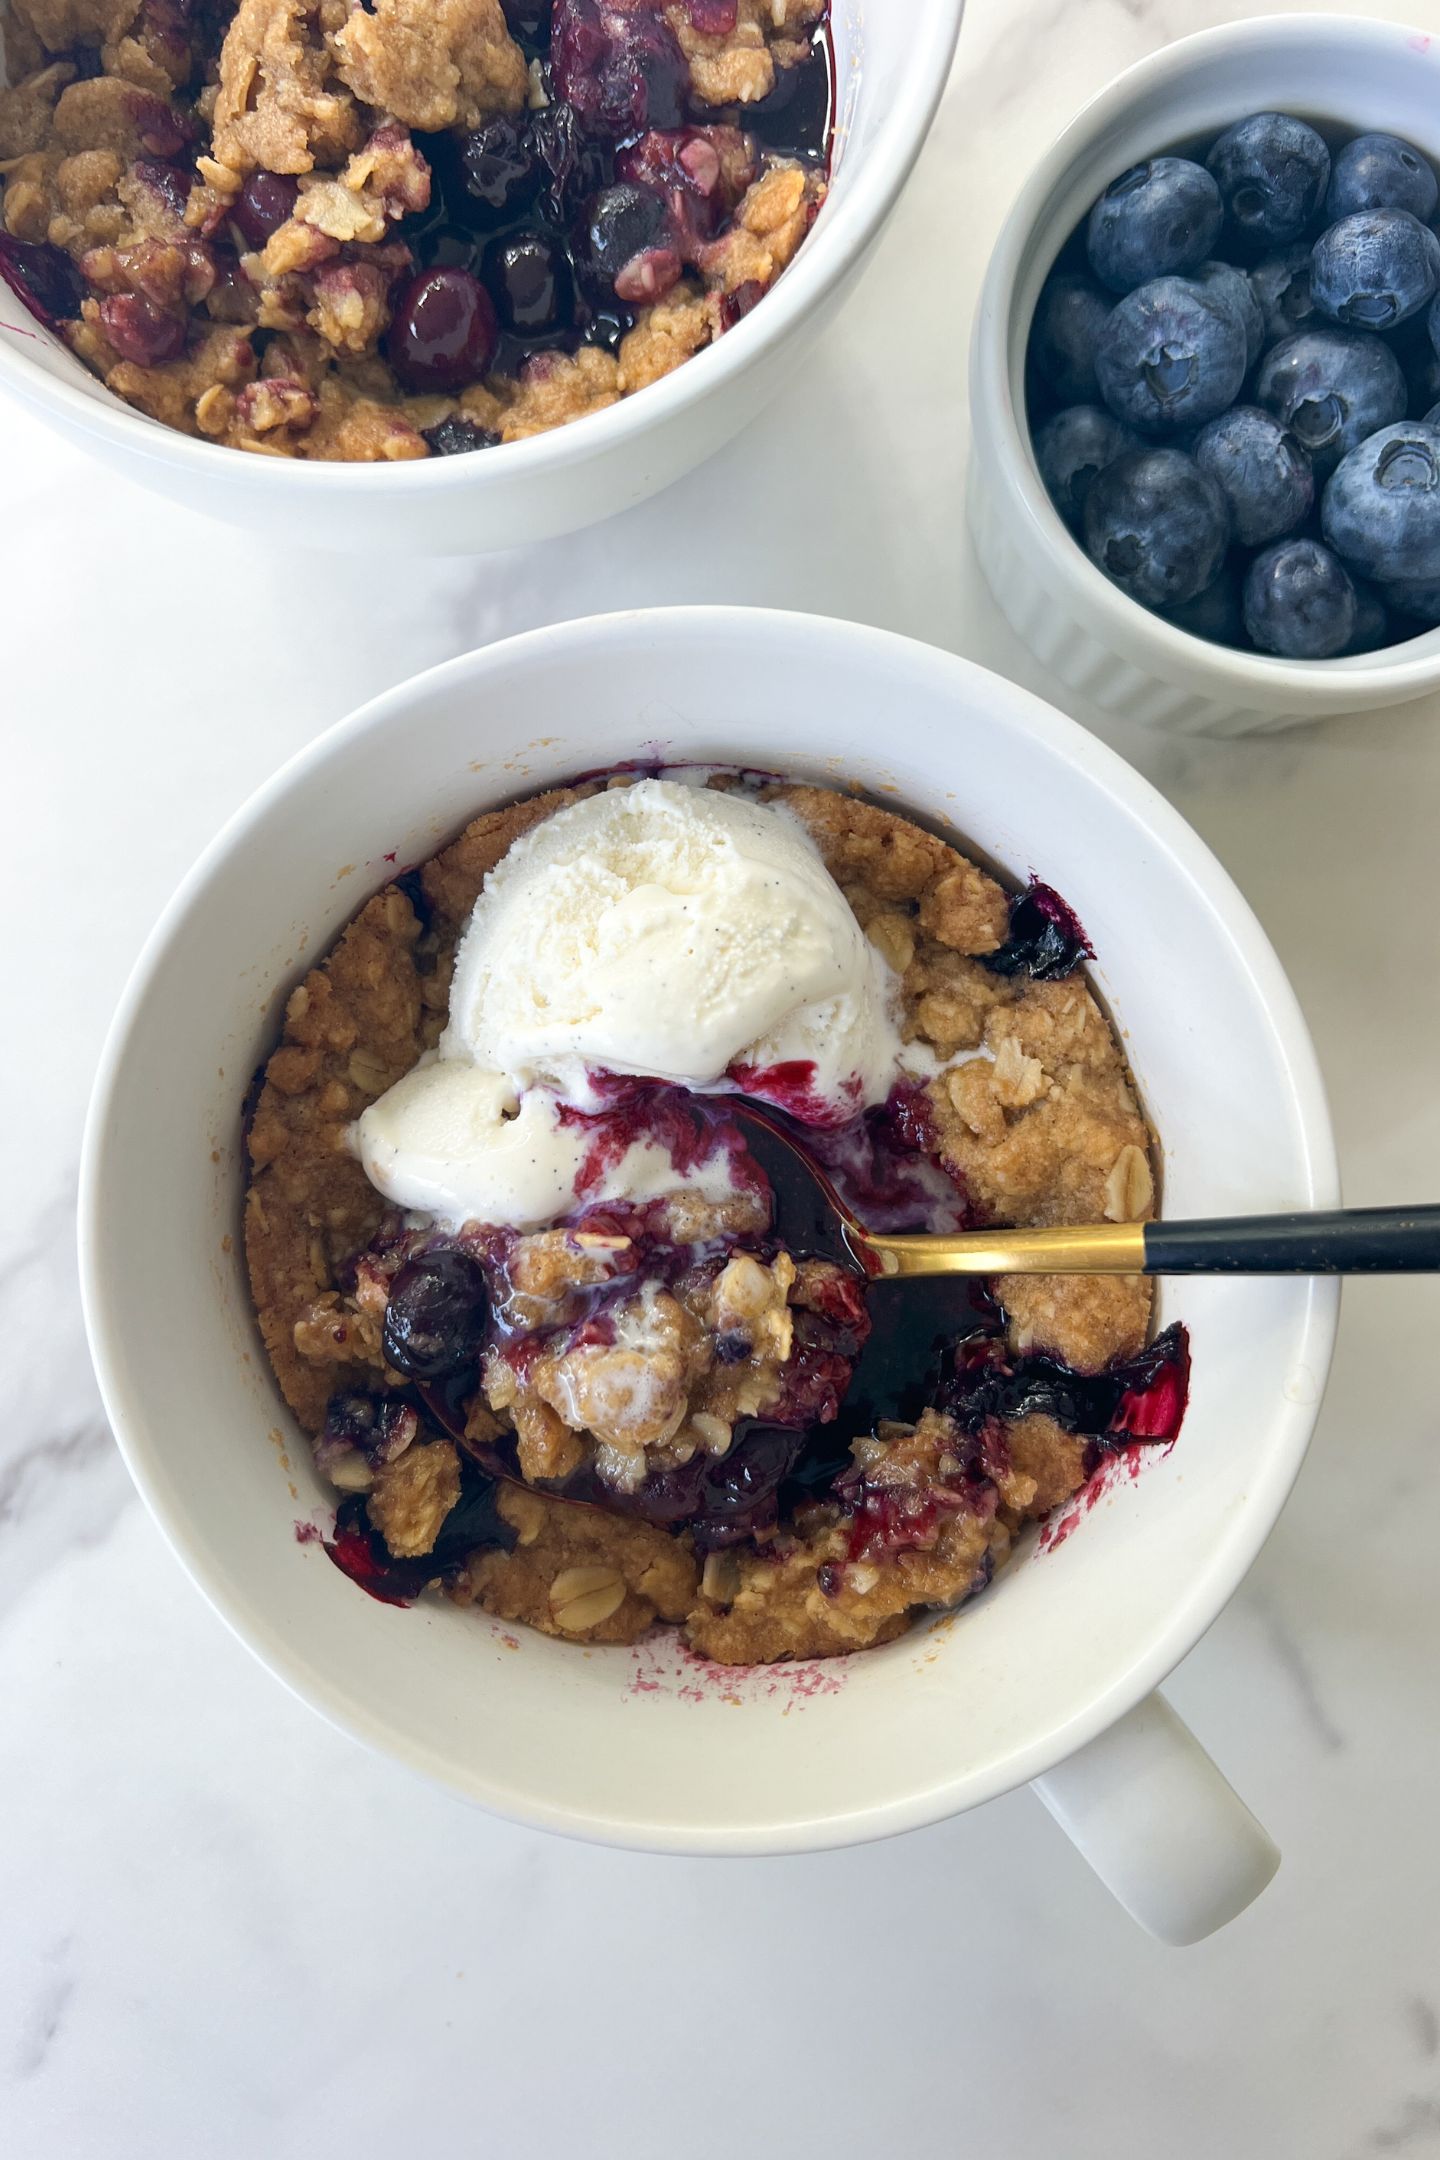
243 773 1189 1662
0 0 831 459
1028 111 1440 657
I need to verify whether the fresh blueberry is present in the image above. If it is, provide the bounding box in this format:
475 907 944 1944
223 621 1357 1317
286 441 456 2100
483 231 574 334
1426 290 1440 367
1322 419 1440 580
1344 576 1394 651
1310 208 1440 331
1243 538 1356 656
1326 133 1438 224
1159 559 1248 646
1207 113 1331 252
1033 404 1138 527
1082 446 1230 609
1192 258 1265 366
1094 275 1248 433
1192 404 1313 546
1086 157 1223 293
1250 245 1317 344
1030 272 1113 405
1380 575 1440 625
1409 343 1440 418
1256 327 1406 480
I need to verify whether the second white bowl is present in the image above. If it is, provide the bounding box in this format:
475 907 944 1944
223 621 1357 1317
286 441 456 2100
0 0 964 555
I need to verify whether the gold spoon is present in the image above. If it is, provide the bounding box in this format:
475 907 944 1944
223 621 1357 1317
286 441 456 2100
731 1105 1440 1278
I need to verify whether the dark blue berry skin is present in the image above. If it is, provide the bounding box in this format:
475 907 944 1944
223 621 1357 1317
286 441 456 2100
1086 157 1223 293
1322 419 1440 580
1381 575 1440 625
1192 259 1265 365
1326 133 1438 224
1160 560 1248 645
1031 273 1113 405
1243 538 1357 656
1034 404 1138 527
1094 275 1248 433
1206 113 1331 252
1256 327 1406 480
1250 245 1317 344
1082 446 1231 609
422 415 500 455
1310 208 1440 331
1426 290 1440 367
1193 404 1313 545
1344 577 1394 652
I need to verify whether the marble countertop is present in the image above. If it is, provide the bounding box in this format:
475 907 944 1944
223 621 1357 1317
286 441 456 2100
5 0 1440 2151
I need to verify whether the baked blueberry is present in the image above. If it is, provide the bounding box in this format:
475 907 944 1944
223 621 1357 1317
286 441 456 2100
1326 132 1438 224
1192 258 1265 365
387 268 498 392
1082 446 1230 609
1310 208 1440 330
1206 112 1331 250
579 181 675 295
484 231 575 334
1094 275 1248 433
422 415 501 455
1086 157 1223 293
1033 404 1138 527
1256 326 1406 479
1243 537 1356 656
1250 245 1317 344
454 117 542 226
1193 404 1313 545
381 1250 490 1379
1030 272 1113 405
1322 419 1440 580
232 170 299 246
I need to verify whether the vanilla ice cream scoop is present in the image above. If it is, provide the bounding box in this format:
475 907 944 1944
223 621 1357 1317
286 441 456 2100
441 779 900 1116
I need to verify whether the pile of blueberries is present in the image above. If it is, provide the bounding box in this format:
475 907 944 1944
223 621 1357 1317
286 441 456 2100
1028 112 1440 658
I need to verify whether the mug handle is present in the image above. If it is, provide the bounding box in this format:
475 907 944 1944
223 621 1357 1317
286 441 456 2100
1031 1689 1279 1944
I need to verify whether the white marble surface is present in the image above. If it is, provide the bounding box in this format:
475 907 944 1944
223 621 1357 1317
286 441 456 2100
5 0 1440 2151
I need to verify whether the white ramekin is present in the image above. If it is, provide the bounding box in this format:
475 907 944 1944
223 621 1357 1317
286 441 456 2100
968 14 1440 737
79 607 1340 1943
0 1 964 555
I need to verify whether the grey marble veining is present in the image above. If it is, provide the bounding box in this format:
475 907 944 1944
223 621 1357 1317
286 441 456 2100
4 1 1440 2153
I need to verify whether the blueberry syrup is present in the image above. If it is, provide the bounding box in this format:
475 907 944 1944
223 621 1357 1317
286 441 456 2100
0 235 86 330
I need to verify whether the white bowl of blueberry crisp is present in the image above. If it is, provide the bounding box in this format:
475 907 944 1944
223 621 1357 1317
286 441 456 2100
969 13 1440 736
0 0 963 552
80 608 1339 1941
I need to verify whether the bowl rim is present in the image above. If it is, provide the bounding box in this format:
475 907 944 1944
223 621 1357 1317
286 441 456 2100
0 0 966 494
78 607 1342 1852
976 9 1440 703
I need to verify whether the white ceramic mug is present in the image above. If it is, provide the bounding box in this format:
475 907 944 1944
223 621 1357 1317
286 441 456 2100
79 609 1339 1941
0 0 965 554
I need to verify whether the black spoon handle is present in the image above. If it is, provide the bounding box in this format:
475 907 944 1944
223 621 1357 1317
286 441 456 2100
1144 1206 1440 1274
